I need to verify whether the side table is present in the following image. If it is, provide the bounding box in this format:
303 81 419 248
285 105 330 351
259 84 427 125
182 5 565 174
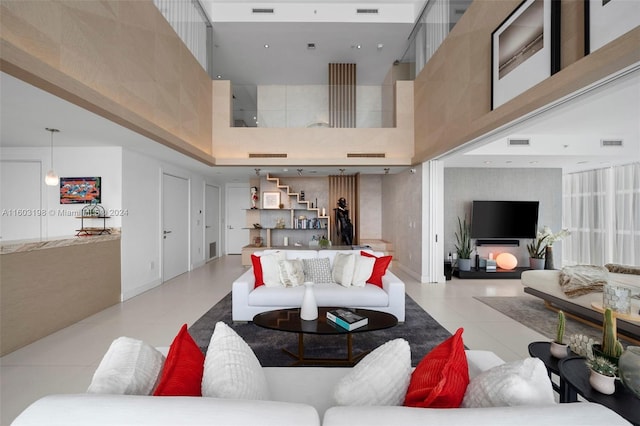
528 341 571 402
559 356 640 426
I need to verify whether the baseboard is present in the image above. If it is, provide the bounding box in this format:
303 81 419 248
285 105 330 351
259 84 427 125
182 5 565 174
191 260 206 270
122 278 162 301
393 262 425 282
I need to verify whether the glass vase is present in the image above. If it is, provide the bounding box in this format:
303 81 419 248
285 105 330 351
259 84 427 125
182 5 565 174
619 346 640 399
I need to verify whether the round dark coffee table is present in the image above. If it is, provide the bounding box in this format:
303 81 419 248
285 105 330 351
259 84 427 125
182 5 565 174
253 307 397 366
558 356 640 425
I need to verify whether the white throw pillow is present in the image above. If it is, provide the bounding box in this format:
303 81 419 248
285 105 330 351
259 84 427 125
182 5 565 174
278 259 305 287
352 255 376 287
303 257 333 283
333 338 411 406
462 357 554 408
87 337 165 395
260 252 285 287
201 322 269 400
332 252 356 287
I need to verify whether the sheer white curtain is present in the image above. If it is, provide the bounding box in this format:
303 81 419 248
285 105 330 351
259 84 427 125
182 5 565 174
563 162 640 266
614 163 640 265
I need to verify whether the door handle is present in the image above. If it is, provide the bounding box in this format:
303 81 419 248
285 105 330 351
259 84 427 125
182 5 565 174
163 230 172 234
205 226 211 229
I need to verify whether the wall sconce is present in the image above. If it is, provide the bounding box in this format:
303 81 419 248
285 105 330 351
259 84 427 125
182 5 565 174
45 128 60 186
297 168 303 176
338 168 345 175
255 168 261 176
384 168 390 174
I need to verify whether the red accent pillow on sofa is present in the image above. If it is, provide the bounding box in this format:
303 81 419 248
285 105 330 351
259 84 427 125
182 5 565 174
360 251 392 288
403 327 469 408
251 254 264 288
153 324 205 396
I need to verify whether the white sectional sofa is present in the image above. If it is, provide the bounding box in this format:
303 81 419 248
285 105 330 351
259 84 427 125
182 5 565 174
11 350 630 426
232 249 405 322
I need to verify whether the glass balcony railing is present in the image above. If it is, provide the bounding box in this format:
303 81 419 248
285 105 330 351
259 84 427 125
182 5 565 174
231 84 398 128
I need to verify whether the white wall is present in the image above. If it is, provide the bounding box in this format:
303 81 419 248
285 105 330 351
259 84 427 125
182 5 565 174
1 146 223 301
256 84 383 128
0 146 123 239
120 149 217 300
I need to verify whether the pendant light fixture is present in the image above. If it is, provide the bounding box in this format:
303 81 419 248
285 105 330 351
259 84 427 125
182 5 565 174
45 127 60 186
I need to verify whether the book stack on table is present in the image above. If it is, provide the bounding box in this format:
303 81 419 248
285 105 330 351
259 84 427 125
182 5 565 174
326 309 368 331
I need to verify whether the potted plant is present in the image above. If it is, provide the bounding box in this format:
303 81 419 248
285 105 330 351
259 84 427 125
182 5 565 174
454 217 472 271
538 226 570 270
550 310 569 358
319 236 331 249
586 356 618 395
592 308 624 365
527 231 548 270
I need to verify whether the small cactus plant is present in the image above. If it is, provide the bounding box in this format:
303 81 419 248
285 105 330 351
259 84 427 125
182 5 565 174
602 308 623 358
586 356 618 377
556 310 566 344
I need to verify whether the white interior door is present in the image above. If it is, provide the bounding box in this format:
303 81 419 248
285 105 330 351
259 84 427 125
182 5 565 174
226 185 249 254
205 184 220 260
0 160 42 241
163 173 189 281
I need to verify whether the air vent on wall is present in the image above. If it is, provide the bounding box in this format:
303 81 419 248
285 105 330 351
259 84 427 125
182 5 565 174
252 8 274 14
601 139 623 147
347 153 386 158
248 153 287 158
357 8 379 14
508 138 530 146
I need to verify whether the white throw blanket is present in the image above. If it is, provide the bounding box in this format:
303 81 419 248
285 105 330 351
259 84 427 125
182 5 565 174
559 265 609 298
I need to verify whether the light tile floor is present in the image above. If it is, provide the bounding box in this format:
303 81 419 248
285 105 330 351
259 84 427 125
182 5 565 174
0 255 548 425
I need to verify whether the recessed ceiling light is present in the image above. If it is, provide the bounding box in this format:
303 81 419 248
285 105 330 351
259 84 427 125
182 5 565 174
282 168 288 172
264 44 269 48
484 161 492 165
216 75 222 79
351 44 362 49
377 43 384 50
529 161 538 164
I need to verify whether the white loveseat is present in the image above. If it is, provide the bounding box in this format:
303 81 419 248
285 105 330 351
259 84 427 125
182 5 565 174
522 267 640 339
232 249 405 322
11 350 630 426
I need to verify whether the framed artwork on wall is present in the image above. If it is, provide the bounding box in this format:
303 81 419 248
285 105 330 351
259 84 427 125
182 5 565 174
585 0 639 55
262 191 281 209
491 0 561 110
60 177 101 204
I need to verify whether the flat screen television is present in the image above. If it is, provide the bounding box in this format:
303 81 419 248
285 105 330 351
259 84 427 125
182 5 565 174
470 200 539 239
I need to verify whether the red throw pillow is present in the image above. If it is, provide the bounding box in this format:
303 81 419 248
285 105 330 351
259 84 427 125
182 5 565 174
360 251 392 288
251 254 264 288
403 328 469 408
153 324 205 396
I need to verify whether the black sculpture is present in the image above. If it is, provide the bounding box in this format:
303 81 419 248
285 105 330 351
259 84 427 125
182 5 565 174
335 197 353 246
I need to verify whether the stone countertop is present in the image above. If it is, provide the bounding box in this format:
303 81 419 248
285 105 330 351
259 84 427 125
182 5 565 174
0 229 121 255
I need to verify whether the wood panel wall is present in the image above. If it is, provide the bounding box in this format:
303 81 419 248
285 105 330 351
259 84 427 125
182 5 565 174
329 174 359 245
413 0 640 164
0 238 121 356
0 0 213 165
329 63 356 128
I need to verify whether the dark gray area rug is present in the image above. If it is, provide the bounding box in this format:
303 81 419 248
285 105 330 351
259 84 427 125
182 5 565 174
189 293 452 367
475 295 625 345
